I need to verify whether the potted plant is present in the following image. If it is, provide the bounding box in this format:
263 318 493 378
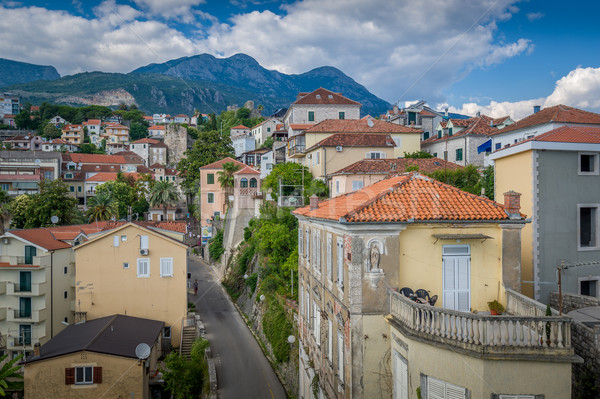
487 300 505 315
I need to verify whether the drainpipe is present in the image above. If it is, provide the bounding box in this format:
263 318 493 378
50 250 54 338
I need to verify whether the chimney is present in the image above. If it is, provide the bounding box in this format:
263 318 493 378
533 105 541 114
34 342 41 357
310 195 319 210
75 311 87 324
476 111 481 117
503 190 521 219
444 107 449 117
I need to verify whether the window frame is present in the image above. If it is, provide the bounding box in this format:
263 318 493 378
137 258 150 278
160 258 173 277
578 204 600 250
308 111 315 122
578 276 600 298
455 148 463 161
207 173 215 184
578 152 599 175
207 192 215 204
337 237 344 288
339 111 345 120
75 366 94 385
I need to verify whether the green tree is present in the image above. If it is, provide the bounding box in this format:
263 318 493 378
0 190 12 235
236 107 251 120
129 123 148 141
162 338 210 398
149 180 179 221
9 195 33 229
86 192 119 222
78 143 104 154
94 181 135 220
261 136 274 149
177 130 234 197
0 353 24 395
262 162 312 201
217 162 240 209
404 150 433 158
43 123 62 139
24 179 79 228
427 164 481 195
14 110 32 129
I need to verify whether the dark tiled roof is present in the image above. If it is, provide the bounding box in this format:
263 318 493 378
293 88 361 106
330 157 463 176
311 133 396 149
24 314 163 363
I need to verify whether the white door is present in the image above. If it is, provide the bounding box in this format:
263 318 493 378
393 350 408 399
442 245 470 312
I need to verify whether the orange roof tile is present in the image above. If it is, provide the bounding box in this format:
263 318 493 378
234 166 260 175
9 228 72 250
231 125 249 130
131 138 160 144
200 157 246 170
62 153 143 165
423 115 497 145
149 125 165 130
492 104 600 136
294 173 514 223
0 262 39 268
289 124 314 130
330 158 463 176
310 133 396 149
85 172 143 182
293 88 361 106
304 119 421 134
496 126 600 152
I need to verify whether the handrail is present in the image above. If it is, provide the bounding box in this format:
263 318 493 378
389 290 572 351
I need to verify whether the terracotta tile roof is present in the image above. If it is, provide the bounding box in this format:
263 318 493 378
294 173 513 223
150 141 167 148
85 172 143 182
164 168 178 175
0 262 39 268
419 110 437 117
175 114 189 118
62 153 143 165
491 116 510 125
86 119 101 124
9 228 72 250
423 115 497 145
304 119 422 134
496 126 600 152
492 104 600 136
200 157 246 170
231 125 249 130
330 158 463 176
77 164 121 172
293 88 361 106
439 120 448 128
234 166 260 175
135 221 187 233
131 138 160 144
310 133 396 149
289 124 314 130
149 125 165 130
49 139 69 144
30 106 40 111
149 163 164 169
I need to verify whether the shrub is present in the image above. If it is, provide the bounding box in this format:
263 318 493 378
208 229 225 261
262 297 293 363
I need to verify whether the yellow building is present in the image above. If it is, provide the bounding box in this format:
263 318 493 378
74 223 188 347
61 124 84 145
294 173 578 399
24 314 164 399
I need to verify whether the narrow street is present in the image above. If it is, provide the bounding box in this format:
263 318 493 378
187 255 287 399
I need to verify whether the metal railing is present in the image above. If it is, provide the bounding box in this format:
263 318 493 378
389 290 572 353
288 145 305 156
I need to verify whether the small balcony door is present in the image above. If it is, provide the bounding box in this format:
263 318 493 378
442 245 470 312
19 297 31 318
19 324 32 345
19 271 31 292
24 245 36 265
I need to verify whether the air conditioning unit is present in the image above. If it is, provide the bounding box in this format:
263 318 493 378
336 146 343 152
139 249 149 256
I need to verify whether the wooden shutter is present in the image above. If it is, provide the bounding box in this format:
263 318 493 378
327 235 332 280
393 352 408 399
93 367 102 384
140 235 149 250
113 236 119 247
443 258 456 310
427 377 446 399
327 319 333 361
65 367 75 385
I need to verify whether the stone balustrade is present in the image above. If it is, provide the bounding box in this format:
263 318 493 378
388 290 574 358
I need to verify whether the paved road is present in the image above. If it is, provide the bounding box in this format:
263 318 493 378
188 256 287 399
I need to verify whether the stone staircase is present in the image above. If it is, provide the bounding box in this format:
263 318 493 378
180 325 197 358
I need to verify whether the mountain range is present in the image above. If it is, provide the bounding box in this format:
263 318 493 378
0 54 390 116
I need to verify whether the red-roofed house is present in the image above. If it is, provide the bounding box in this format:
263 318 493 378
230 125 250 140
130 138 168 166
4 135 43 151
283 88 361 130
386 100 445 138
148 125 165 139
173 114 190 124
293 173 575 398
41 138 79 153
61 124 84 145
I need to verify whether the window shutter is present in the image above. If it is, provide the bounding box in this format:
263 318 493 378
427 377 446 399
327 319 333 360
298 229 303 256
445 381 466 398
327 235 332 280
93 367 102 384
65 367 75 385
113 236 119 247
337 331 344 382
160 258 173 277
443 258 456 310
140 235 149 250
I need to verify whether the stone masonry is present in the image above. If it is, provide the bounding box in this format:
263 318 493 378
164 124 189 166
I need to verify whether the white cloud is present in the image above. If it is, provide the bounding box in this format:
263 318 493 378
526 12 544 22
447 67 600 119
0 0 532 104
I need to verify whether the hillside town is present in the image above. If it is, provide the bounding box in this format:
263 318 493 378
0 87 599 399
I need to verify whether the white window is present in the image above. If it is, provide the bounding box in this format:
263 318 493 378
336 179 340 194
300 285 304 315
427 376 467 399
578 205 599 250
312 231 317 268
337 331 344 382
75 366 93 385
579 152 599 175
140 235 149 250
113 236 119 247
442 245 470 312
366 151 386 159
578 276 600 298
305 290 310 320
337 238 344 287
298 228 303 256
327 318 333 361
137 258 150 277
393 351 408 399
326 234 333 281
160 258 173 277
316 151 320 165
314 302 321 346
316 231 321 272
352 180 364 191
305 228 310 261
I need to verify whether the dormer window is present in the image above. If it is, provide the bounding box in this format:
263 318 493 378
328 95 333 99
316 94 321 99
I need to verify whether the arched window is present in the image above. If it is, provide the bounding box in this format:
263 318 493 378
249 178 257 188
240 178 248 188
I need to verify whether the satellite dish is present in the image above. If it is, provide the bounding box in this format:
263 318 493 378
50 215 59 224
367 119 374 128
135 343 151 360
35 159 41 165
287 335 296 344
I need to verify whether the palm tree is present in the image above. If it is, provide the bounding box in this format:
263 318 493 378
149 181 179 221
86 192 119 222
0 353 23 395
217 162 240 209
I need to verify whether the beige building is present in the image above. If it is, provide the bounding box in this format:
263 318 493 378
283 88 361 129
24 314 163 399
294 173 577 399
329 157 463 198
61 124 85 145
73 223 188 347
251 117 282 146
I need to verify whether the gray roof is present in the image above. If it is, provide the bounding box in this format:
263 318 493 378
25 314 164 363
0 150 62 160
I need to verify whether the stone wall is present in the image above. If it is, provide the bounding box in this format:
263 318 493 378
164 124 189 166
549 291 600 397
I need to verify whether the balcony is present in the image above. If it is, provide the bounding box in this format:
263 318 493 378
8 308 48 323
278 196 305 208
387 289 575 359
288 144 306 158
7 282 47 296
0 255 43 267
0 308 7 321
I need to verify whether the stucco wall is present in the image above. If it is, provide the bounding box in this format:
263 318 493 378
74 225 187 346
305 146 396 180
331 173 387 198
24 351 147 399
285 104 360 127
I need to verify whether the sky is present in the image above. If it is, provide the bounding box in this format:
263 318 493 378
1 0 599 119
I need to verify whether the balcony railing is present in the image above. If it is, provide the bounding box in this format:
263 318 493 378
7 282 47 296
278 196 305 208
8 308 48 323
388 290 573 357
288 145 305 156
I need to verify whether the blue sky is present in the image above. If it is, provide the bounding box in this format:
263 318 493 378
1 0 599 118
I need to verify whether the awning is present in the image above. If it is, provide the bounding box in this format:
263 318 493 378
432 233 493 243
477 139 492 153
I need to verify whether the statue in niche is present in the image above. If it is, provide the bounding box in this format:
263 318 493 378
369 243 381 271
